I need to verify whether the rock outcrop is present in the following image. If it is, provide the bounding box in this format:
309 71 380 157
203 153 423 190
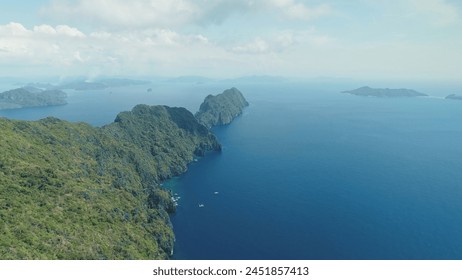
195 87 249 128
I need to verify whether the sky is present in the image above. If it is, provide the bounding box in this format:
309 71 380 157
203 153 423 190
0 0 461 81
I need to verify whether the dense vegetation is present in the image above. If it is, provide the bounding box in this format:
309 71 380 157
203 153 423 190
195 87 249 128
0 105 220 259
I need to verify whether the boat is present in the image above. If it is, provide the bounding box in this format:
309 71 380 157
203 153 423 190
198 204 205 208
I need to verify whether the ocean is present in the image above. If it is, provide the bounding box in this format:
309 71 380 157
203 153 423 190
2 80 462 259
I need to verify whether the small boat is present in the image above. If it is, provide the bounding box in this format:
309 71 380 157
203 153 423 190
214 192 219 195
198 204 205 208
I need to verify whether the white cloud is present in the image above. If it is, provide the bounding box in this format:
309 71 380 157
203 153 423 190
4 1 460 80
269 0 331 20
231 29 334 54
22 0 335 77
41 0 331 30
0 21 314 78
0 22 226 77
42 0 230 29
232 37 271 54
0 22 29 36
55 25 86 38
43 0 200 29
31 24 86 38
33 24 57 35
0 23 88 68
408 0 459 26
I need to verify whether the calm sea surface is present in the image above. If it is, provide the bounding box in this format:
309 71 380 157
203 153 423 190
2 81 462 259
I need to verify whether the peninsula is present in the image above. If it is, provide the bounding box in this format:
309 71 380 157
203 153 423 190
0 88 245 260
0 87 67 110
343 86 427 97
195 87 249 128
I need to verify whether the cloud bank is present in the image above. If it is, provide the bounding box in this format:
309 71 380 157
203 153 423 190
0 0 461 80
42 0 331 29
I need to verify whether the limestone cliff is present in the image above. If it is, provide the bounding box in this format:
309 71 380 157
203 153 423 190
0 105 219 259
195 87 249 128
0 87 246 260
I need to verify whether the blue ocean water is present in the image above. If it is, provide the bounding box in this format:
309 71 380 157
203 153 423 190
2 81 462 259
166 83 462 260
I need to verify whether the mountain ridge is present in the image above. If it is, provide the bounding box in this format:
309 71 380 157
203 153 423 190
0 88 245 259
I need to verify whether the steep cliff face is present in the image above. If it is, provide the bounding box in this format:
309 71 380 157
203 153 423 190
103 105 221 182
0 104 220 260
195 87 249 128
0 87 67 110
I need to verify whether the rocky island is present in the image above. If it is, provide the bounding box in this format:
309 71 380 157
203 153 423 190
195 87 249 128
0 87 67 110
343 86 427 97
0 88 244 259
445 94 462 100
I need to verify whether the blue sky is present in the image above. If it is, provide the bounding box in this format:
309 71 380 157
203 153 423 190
0 0 461 81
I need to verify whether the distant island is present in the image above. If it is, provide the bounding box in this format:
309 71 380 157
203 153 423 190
195 87 249 128
0 87 246 259
445 94 462 100
343 86 427 97
0 87 67 110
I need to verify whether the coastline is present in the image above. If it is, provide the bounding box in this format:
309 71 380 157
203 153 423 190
0 88 247 260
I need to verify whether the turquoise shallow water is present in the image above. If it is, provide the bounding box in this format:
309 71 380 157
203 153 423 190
2 81 462 259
